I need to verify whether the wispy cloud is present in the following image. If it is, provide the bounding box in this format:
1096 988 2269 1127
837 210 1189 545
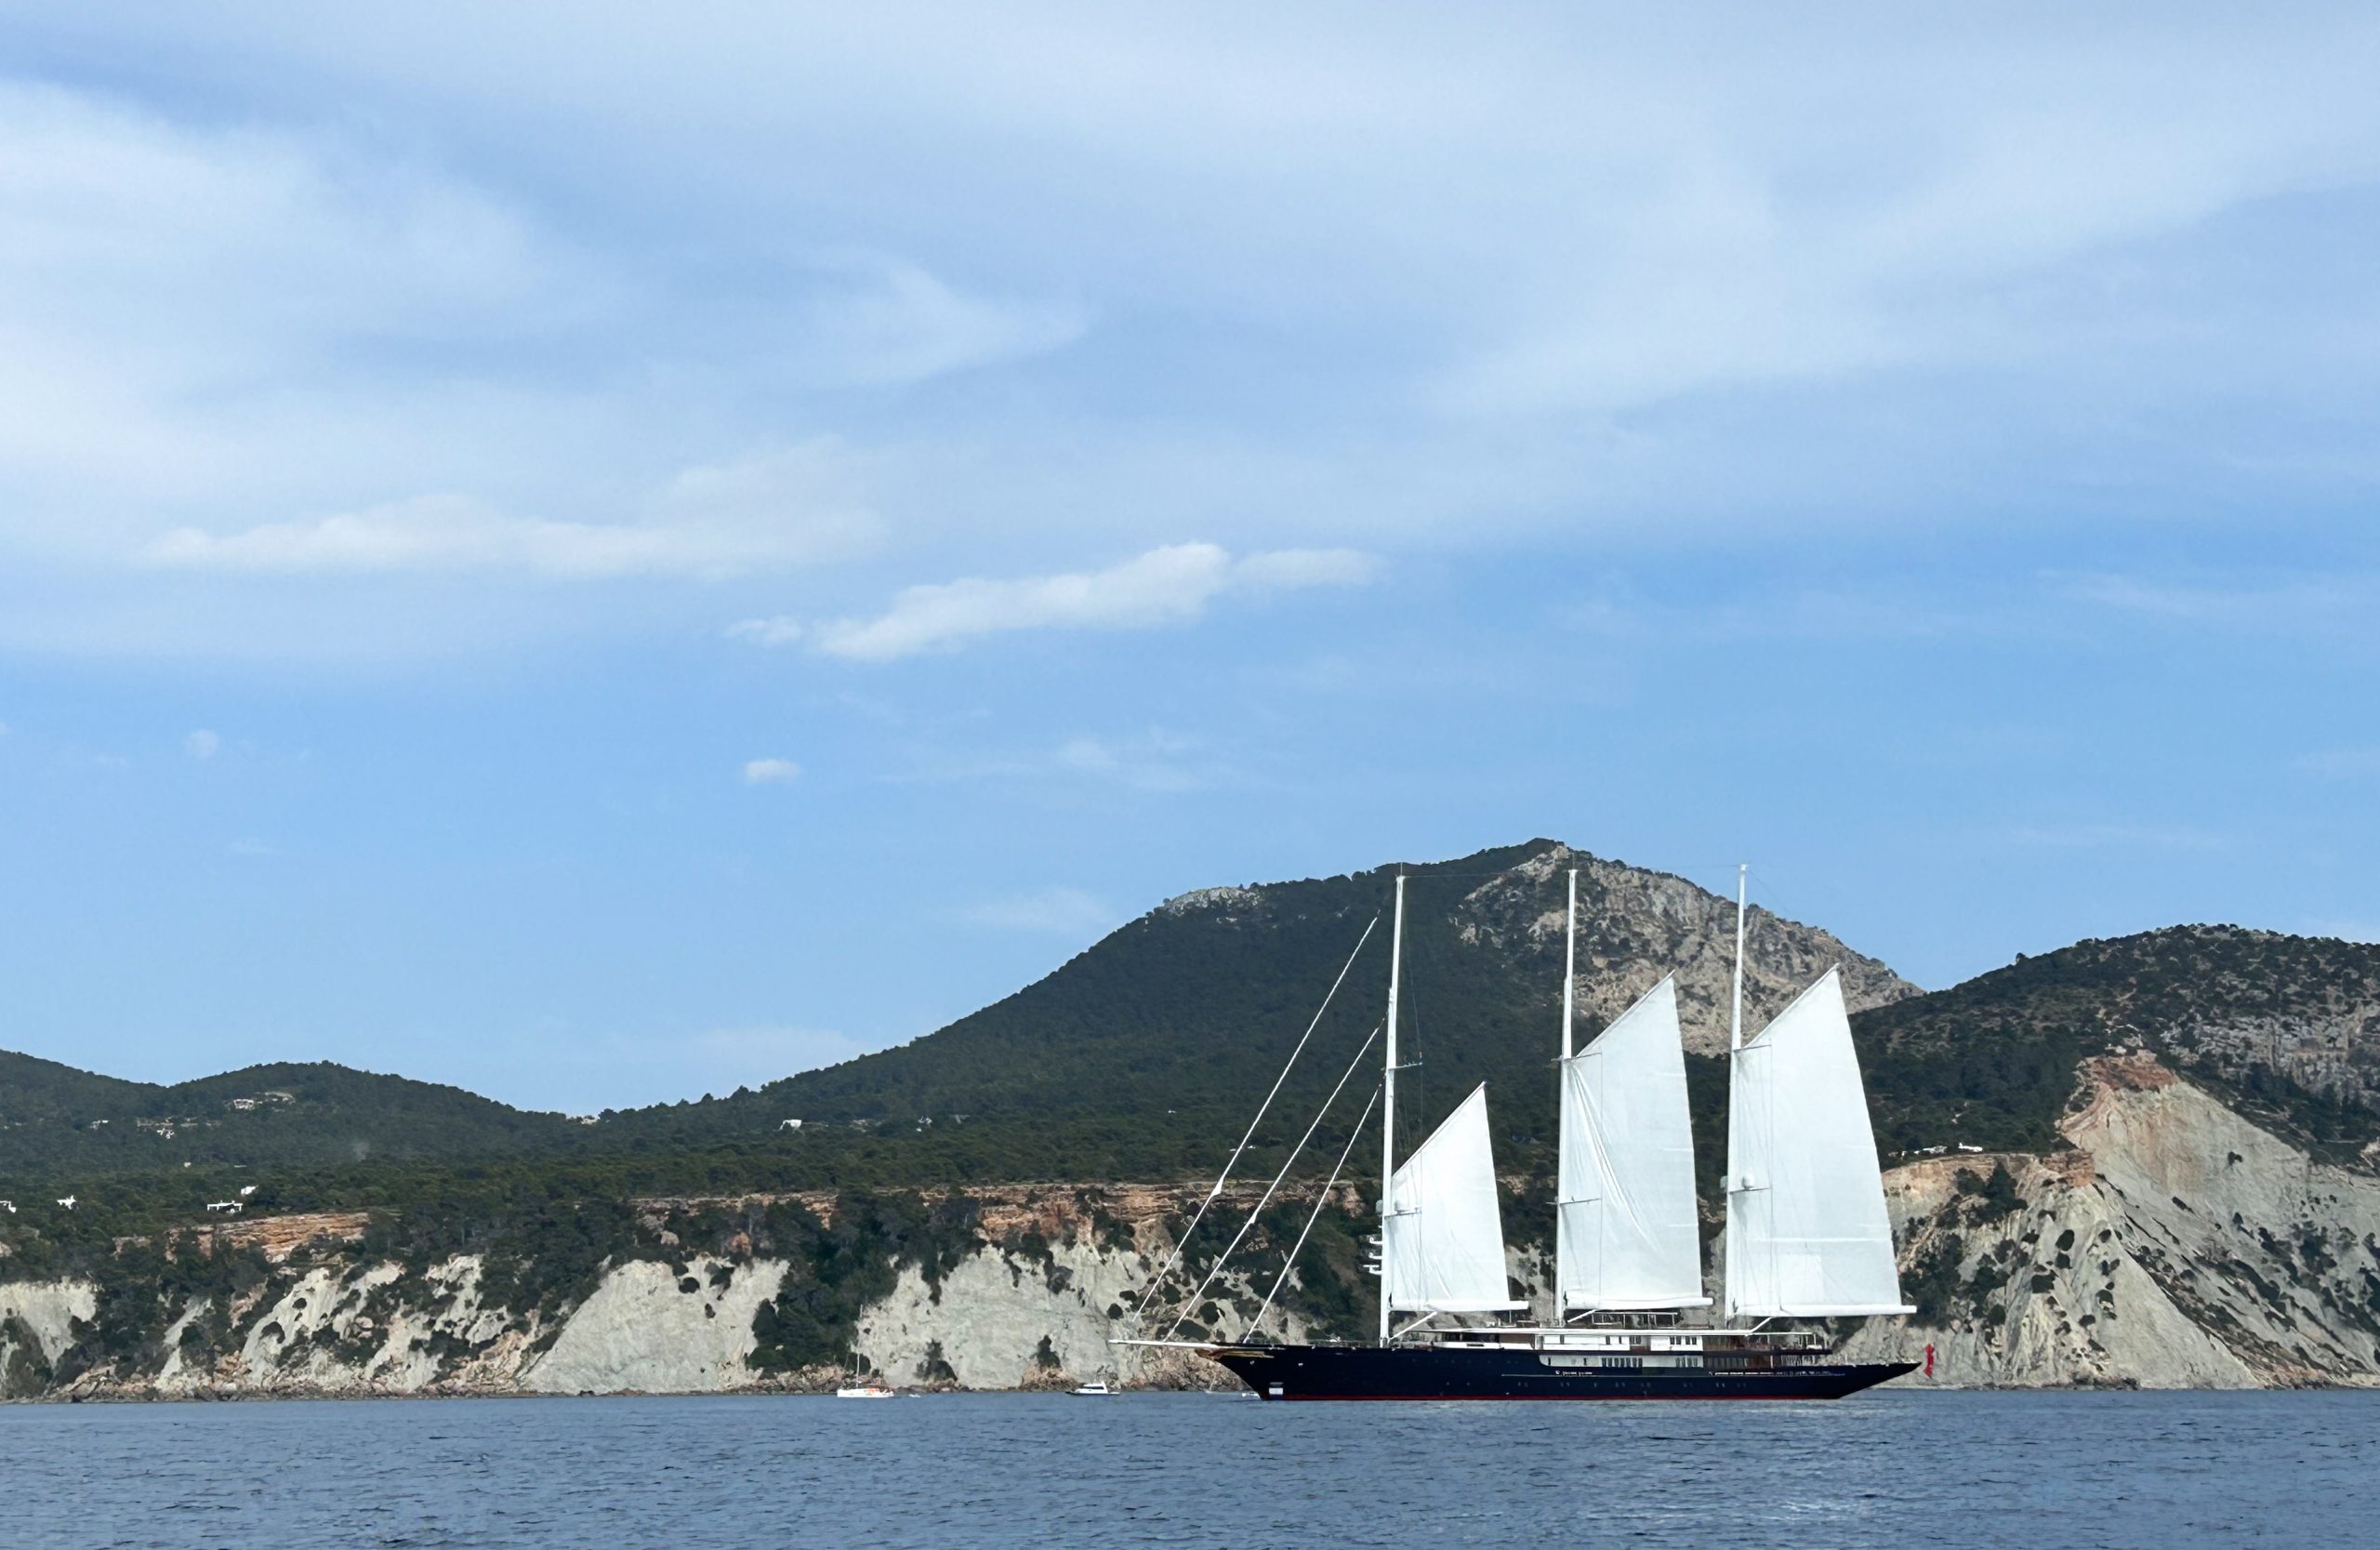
801 258 1087 386
184 728 220 760
2048 572 2376 636
1567 587 1965 643
726 616 804 647
889 728 1231 793
799 543 1378 662
2001 822 2228 852
144 481 876 581
1053 731 1224 793
961 886 1119 938
742 757 801 785
2294 748 2380 779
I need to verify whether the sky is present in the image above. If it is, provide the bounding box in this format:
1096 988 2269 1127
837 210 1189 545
2 4 2376 1113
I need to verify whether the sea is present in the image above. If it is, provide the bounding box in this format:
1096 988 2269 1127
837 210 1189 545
7 1389 2375 1549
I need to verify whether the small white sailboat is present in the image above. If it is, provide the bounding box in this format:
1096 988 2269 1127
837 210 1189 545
835 1347 897 1398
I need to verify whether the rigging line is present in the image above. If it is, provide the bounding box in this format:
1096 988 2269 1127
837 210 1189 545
1163 1024 1382 1342
1246 1082 1381 1342
1128 911 1382 1325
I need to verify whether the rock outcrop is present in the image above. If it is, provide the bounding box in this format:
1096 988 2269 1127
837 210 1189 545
9 1056 2380 1398
1845 1055 2380 1388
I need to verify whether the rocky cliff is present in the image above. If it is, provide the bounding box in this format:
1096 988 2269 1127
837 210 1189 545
6 847 2375 1398
7 1053 2378 1398
0 1182 1344 1399
1846 1054 2380 1388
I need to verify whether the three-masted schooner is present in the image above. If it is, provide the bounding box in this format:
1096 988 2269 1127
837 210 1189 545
1147 866 1918 1401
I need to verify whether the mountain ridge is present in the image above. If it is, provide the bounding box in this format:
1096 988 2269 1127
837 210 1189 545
4 842 2373 1196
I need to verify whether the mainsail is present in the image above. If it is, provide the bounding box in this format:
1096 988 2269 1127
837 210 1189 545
1724 968 1913 1318
1556 976 1709 1311
1383 1084 1525 1314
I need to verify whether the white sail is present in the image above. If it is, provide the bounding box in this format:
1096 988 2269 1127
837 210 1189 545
1724 969 1913 1318
1383 1084 1524 1314
1556 977 1710 1311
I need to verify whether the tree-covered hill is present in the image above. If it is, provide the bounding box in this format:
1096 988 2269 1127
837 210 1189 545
0 841 1910 1191
0 1058 581 1177
8 843 2376 1211
1854 924 2380 1162
593 840 1915 1168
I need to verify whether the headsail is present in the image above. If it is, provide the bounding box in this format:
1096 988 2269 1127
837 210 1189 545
1724 968 1913 1318
1557 976 1710 1311
1383 1084 1525 1314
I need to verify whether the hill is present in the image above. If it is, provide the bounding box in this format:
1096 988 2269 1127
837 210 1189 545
0 1058 581 1177
9 843 2380 1398
595 840 1916 1173
1856 924 2380 1163
0 840 1913 1193
8 844 2376 1202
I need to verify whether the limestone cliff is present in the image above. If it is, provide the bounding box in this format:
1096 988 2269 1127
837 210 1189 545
1844 1055 2380 1388
8 1057 2380 1398
0 1182 1334 1398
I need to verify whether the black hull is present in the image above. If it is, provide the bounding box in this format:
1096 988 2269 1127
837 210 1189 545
1207 1344 1916 1402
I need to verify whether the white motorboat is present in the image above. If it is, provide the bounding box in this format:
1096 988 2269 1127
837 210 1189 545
1068 1382 1112 1397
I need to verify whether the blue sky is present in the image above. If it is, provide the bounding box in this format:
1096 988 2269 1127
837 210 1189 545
1 5 2375 1111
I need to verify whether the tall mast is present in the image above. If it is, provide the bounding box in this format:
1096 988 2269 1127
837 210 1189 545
1728 863 1748 1052
1378 871 1406 1347
1561 867 1577 1061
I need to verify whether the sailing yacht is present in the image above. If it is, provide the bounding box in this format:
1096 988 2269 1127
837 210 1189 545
1187 868 1918 1401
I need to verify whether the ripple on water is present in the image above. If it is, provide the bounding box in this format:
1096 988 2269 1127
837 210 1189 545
3 1390 2377 1549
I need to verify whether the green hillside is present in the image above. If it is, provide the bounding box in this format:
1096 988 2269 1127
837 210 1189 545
0 1058 581 1179
7 845 2376 1218
1855 924 2380 1161
593 839 1914 1179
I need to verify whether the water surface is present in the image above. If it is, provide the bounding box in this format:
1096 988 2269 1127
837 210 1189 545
7 1389 2373 1548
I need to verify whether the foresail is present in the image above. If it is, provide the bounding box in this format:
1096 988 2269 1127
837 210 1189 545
1724 969 1913 1318
1384 1084 1524 1314
1556 977 1709 1310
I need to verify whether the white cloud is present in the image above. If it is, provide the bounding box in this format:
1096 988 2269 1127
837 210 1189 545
2049 572 2373 634
725 616 804 647
805 542 1379 662
184 728 220 760
5 10 2380 668
0 80 565 523
1053 731 1223 793
144 484 874 581
961 886 1119 938
743 757 801 785
802 258 1087 386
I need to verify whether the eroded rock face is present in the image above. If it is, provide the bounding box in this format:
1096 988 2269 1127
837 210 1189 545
13 1059 2380 1398
857 1238 1139 1390
525 1256 788 1394
1460 846 1917 1055
1843 1057 2380 1388
0 1279 93 1396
